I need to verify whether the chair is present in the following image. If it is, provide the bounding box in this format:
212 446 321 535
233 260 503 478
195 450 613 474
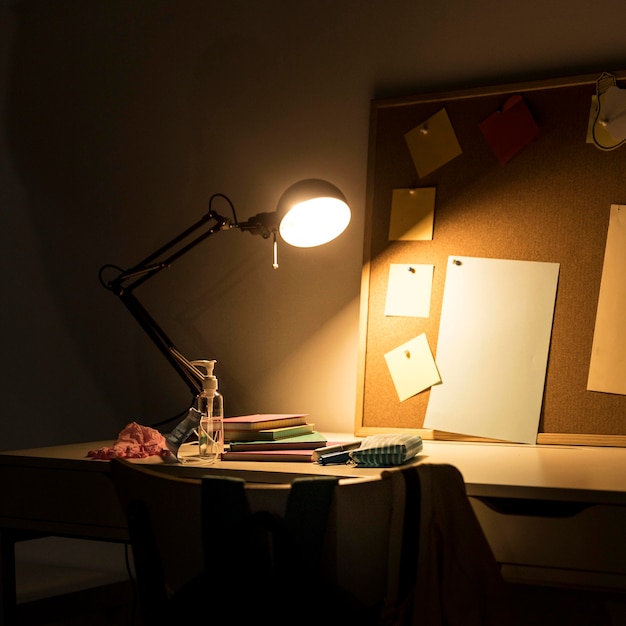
109 459 511 626
108 459 396 626
380 463 514 626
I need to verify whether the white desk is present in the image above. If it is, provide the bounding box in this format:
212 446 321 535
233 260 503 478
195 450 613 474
1 438 625 624
416 439 626 504
414 440 626 592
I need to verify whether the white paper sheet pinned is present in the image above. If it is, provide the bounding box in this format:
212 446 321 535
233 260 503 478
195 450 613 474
424 256 560 444
588 204 626 394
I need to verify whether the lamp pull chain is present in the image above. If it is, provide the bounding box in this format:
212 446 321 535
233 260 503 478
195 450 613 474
272 232 279 270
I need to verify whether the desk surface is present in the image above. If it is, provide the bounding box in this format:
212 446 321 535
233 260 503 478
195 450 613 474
2 436 626 626
2 437 626 505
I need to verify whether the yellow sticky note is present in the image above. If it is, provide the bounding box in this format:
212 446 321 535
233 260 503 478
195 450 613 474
384 334 441 402
405 108 462 178
384 264 434 318
389 188 435 241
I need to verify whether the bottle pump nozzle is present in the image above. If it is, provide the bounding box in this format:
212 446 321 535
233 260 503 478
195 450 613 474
192 359 218 397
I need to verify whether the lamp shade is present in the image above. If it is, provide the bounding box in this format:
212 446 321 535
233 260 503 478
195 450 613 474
276 179 351 247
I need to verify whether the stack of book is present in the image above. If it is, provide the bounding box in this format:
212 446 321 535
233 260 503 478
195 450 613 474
221 413 327 462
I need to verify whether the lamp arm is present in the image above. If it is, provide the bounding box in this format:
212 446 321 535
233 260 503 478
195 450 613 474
103 207 235 397
117 289 204 396
110 209 234 292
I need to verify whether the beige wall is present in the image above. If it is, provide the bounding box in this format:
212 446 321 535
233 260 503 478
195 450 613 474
3 0 626 449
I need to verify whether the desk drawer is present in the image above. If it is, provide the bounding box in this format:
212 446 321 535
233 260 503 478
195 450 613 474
470 497 626 590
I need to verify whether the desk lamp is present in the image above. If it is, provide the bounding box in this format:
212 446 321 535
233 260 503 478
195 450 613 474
99 179 350 454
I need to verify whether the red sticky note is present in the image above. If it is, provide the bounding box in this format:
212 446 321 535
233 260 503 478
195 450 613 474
479 95 539 165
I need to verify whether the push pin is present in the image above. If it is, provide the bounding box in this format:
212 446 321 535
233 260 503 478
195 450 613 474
452 259 462 266
404 350 411 358
408 266 416 273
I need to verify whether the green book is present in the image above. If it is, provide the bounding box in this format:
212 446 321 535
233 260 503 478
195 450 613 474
224 423 315 442
228 431 327 451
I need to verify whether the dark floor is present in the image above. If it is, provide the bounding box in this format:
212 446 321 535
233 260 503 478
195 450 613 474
13 580 626 626
509 583 626 626
15 580 138 626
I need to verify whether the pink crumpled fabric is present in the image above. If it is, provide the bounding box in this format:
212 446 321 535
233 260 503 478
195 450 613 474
87 421 170 460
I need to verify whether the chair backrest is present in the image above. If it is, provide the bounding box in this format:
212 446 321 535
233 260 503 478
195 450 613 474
108 459 401 626
109 459 208 624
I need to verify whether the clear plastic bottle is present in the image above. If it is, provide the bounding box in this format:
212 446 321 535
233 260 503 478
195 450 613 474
192 360 224 463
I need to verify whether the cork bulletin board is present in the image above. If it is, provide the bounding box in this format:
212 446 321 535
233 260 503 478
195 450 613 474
355 70 626 446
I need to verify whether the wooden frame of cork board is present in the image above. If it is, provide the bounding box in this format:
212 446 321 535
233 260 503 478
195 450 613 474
355 70 626 447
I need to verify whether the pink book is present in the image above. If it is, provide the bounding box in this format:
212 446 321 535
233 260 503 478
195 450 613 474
222 414 309 431
221 448 315 462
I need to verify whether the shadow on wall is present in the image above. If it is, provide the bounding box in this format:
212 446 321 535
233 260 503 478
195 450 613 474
3 0 365 446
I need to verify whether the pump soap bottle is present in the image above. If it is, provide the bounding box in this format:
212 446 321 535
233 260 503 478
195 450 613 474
192 360 224 463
